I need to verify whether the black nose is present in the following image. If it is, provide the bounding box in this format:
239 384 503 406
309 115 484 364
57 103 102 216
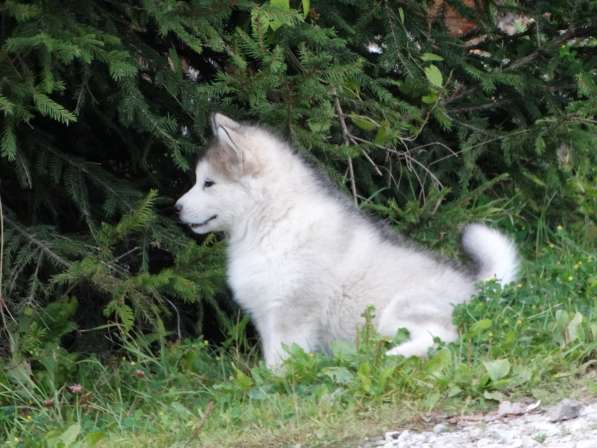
175 202 182 212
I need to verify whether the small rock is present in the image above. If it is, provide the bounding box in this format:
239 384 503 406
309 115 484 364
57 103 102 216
576 440 597 448
360 436 385 448
476 438 503 448
548 399 581 422
531 421 561 437
433 423 449 434
395 430 428 447
490 427 518 444
520 436 543 448
498 400 527 416
498 400 541 417
384 431 400 441
467 426 483 439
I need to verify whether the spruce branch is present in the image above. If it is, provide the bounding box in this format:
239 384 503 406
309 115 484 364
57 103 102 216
0 192 17 338
445 25 593 105
3 216 70 268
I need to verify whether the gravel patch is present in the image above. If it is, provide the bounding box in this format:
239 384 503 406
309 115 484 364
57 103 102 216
360 400 597 448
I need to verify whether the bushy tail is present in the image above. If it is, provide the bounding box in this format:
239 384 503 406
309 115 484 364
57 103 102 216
461 224 519 287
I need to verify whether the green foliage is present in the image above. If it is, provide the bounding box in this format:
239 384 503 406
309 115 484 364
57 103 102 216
0 233 595 446
51 190 225 334
0 1 595 444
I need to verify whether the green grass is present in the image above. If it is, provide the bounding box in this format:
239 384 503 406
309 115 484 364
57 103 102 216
1 227 596 448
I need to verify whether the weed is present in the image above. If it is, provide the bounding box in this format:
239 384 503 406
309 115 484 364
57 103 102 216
0 228 595 447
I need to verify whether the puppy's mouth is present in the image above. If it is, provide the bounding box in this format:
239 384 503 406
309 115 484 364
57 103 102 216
189 215 218 229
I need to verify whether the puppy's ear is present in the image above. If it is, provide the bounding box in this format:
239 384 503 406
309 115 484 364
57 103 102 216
210 113 246 168
211 113 242 148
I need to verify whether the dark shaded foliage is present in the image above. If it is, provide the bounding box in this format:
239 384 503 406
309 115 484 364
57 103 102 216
0 0 595 364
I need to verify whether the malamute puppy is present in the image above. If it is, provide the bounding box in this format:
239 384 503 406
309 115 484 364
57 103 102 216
176 114 519 368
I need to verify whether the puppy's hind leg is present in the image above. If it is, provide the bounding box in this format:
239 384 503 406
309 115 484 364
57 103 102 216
384 323 457 357
377 296 458 357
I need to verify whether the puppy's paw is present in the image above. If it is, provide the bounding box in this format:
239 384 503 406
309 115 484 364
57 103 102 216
386 340 430 358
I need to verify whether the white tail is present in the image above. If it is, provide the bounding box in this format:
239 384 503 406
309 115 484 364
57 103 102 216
462 224 519 287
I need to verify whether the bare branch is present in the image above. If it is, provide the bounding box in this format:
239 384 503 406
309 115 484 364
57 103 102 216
332 88 359 206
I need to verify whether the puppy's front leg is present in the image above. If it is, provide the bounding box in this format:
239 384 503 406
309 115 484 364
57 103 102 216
256 313 318 369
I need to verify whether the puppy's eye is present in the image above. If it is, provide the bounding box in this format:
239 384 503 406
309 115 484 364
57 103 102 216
203 179 215 189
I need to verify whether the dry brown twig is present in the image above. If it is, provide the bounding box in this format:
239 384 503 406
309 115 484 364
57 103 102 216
332 88 360 206
192 400 215 439
331 78 463 205
350 134 448 203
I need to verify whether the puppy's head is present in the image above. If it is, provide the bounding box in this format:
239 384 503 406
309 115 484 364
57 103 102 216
175 113 269 234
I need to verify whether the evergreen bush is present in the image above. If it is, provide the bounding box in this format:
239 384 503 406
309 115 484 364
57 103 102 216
0 0 595 363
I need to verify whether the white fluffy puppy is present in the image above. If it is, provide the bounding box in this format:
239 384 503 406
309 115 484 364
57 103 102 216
176 114 519 368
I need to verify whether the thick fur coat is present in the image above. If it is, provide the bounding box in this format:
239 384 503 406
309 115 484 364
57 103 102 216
176 114 519 367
